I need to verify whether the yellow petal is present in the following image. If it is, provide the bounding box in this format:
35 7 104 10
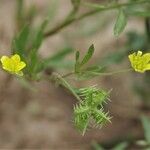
11 54 20 62
143 53 150 64
15 61 26 72
1 56 9 64
0 56 13 72
1 54 26 75
145 64 150 71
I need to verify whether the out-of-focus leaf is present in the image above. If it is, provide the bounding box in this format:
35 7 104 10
114 9 127 36
92 141 104 150
129 11 150 17
43 60 74 69
112 142 128 150
99 49 127 66
42 47 74 70
141 116 150 144
12 25 30 56
32 19 48 50
80 44 94 66
127 32 147 50
28 49 38 74
50 47 74 61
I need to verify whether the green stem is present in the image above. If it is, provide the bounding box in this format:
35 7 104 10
61 68 133 79
52 73 82 101
87 68 133 76
44 0 148 37
61 71 74 78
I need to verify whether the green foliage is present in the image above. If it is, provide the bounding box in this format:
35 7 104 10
52 73 81 101
141 116 150 144
112 142 128 150
74 45 107 80
74 86 111 135
92 142 128 150
114 9 127 36
75 44 94 73
80 44 94 66
99 49 127 66
92 141 104 150
129 10 150 17
5 0 149 137
42 47 74 69
31 19 48 50
12 25 30 56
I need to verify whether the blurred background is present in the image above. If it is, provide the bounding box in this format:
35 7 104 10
0 0 150 149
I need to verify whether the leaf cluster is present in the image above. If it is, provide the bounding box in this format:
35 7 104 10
74 86 111 135
74 44 105 80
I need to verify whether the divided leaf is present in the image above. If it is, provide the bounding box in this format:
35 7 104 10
74 86 111 135
74 44 95 74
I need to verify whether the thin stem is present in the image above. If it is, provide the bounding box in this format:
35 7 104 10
61 71 74 78
60 68 133 79
44 0 148 37
51 73 82 101
86 68 133 76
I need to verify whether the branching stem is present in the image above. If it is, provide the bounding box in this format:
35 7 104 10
44 0 148 37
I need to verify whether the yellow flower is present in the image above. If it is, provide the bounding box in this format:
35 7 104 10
128 51 150 73
0 54 26 76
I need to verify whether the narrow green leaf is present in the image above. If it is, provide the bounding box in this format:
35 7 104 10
141 116 150 144
42 47 74 70
12 25 30 55
114 9 127 36
80 44 94 66
28 49 38 74
92 141 104 150
75 51 80 73
75 51 80 62
32 19 48 50
112 142 128 150
50 47 74 61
